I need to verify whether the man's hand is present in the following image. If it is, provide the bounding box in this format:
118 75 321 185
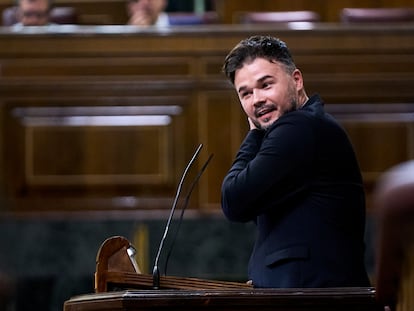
248 117 261 130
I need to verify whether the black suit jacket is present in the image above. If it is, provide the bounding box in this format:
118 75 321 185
221 94 371 288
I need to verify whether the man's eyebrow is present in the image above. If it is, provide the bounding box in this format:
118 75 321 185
237 75 273 94
258 75 272 83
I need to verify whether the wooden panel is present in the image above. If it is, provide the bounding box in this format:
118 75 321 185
3 97 190 210
346 124 408 173
0 57 193 78
327 103 414 187
198 56 225 78
27 125 171 186
0 25 413 214
296 54 414 75
197 90 246 210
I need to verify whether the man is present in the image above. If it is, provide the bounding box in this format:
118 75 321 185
126 0 169 27
221 35 371 288
16 0 51 26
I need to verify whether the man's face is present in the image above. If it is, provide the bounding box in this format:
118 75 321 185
128 0 166 24
234 57 303 130
19 0 50 26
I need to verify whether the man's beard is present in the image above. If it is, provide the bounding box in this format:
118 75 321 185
257 98 298 131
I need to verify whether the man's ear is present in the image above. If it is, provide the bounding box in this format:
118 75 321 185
292 69 304 90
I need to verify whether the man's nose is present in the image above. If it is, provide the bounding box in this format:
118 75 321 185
253 89 265 106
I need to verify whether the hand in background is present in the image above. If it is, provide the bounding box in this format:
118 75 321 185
128 10 153 26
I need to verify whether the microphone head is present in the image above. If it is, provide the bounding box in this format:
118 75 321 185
152 265 160 289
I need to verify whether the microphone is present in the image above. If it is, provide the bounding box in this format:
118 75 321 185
152 143 204 289
163 152 214 276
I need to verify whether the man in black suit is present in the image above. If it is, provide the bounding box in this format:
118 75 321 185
221 35 371 288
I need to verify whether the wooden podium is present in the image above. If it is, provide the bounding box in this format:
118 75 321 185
64 287 380 311
93 236 252 292
63 236 381 311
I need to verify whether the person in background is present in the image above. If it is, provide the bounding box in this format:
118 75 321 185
126 0 169 27
16 0 51 26
221 35 371 288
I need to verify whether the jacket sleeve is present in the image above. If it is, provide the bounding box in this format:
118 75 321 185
221 115 315 222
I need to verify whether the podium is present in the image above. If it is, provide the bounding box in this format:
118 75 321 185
64 236 381 311
64 287 380 311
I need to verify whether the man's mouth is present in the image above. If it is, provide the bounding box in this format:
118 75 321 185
256 107 275 118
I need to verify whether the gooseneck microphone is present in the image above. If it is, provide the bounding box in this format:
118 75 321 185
152 144 204 289
163 152 214 276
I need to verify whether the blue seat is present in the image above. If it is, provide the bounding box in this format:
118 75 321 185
167 11 219 25
340 7 414 23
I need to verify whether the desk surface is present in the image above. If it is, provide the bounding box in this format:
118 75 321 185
64 287 380 311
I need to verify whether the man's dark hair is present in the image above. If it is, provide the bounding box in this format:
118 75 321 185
223 35 296 84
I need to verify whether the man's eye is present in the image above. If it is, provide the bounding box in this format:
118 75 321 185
241 92 251 98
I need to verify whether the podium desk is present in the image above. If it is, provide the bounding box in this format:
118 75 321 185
64 235 381 311
64 287 381 311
